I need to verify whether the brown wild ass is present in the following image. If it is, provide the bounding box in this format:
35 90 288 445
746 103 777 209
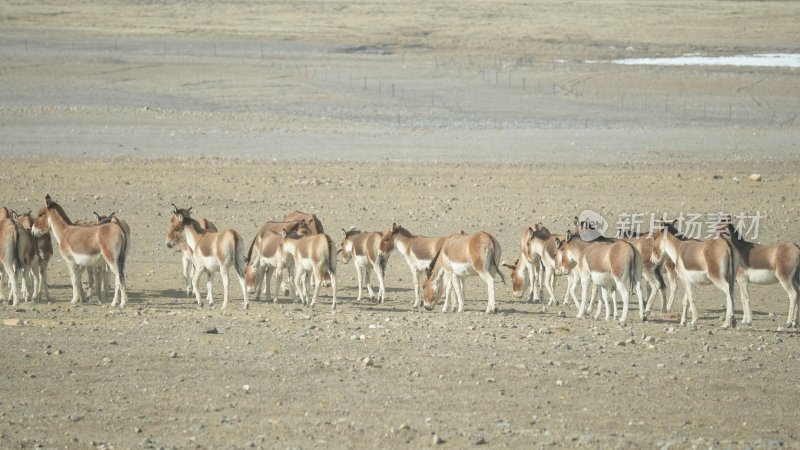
14 212 53 302
423 231 505 313
278 229 337 309
380 223 448 308
165 205 248 310
244 220 310 302
283 211 325 234
719 222 800 327
167 206 218 296
340 228 390 303
85 212 131 301
616 230 677 316
555 231 644 325
0 218 24 305
11 212 43 303
513 224 546 301
524 225 577 308
652 220 738 328
32 195 129 307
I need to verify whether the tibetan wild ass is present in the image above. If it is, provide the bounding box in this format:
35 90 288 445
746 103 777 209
0 218 24 305
340 228 390 303
245 220 310 302
14 212 53 302
719 222 800 327
555 230 643 326
423 231 505 313
32 195 128 307
380 223 448 308
165 205 248 310
652 220 738 329
278 229 337 309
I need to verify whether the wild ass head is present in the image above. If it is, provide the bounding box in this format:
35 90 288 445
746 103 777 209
165 204 193 248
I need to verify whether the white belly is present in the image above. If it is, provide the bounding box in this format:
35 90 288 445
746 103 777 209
415 259 432 272
450 262 476 277
590 271 615 289
73 253 105 268
200 255 221 271
746 269 778 285
355 255 371 269
683 269 711 285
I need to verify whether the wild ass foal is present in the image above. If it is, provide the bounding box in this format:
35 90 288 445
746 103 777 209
380 223 447 308
31 195 129 307
556 231 644 325
340 228 390 303
245 220 309 302
165 205 248 310
719 222 800 327
278 228 337 309
423 231 505 313
652 220 738 328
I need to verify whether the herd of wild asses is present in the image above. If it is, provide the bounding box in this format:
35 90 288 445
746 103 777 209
1 196 798 330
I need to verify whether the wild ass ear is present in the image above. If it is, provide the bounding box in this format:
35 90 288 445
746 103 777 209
171 203 178 214
566 230 572 242
11 211 19 220
176 213 184 223
527 226 535 239
391 222 398 232
281 228 288 239
342 228 347 238
187 207 193 213
574 216 579 226
555 238 563 249
45 194 53 207
93 211 101 221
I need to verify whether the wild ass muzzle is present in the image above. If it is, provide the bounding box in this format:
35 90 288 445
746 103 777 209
340 228 390 303
165 205 248 310
652 220 738 329
380 223 448 308
423 231 505 313
556 230 644 326
31 195 129 307
279 229 337 309
719 222 800 327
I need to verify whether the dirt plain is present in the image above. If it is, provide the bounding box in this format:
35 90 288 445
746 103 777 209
1 1 800 449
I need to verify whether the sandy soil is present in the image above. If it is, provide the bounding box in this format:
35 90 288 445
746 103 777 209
1 1 800 449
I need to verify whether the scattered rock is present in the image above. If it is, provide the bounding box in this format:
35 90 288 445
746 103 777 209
469 434 487 445
3 318 23 327
644 336 656 344
748 174 762 182
169 351 178 358
432 433 445 445
203 326 219 334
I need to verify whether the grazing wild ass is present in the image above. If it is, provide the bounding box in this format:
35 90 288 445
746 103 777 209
32 195 129 307
244 220 309 302
719 222 800 327
85 211 131 301
165 205 248 310
168 206 218 296
423 231 505 313
340 228 390 303
14 212 53 302
652 220 738 328
616 230 676 316
556 231 643 325
380 223 448 308
278 229 337 309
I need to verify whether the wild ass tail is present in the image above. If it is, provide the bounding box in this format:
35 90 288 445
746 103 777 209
233 232 246 279
325 234 337 277
490 235 506 286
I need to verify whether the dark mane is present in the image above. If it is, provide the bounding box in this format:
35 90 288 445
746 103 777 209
426 246 444 279
344 228 361 238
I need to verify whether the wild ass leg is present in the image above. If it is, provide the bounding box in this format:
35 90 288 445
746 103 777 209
544 266 557 306
364 265 376 301
738 276 753 326
451 274 466 313
191 266 204 307
523 259 535 302
577 274 590 319
665 269 679 311
220 266 231 310
237 270 249 310
309 267 322 309
182 255 193 296
480 271 497 314
374 263 387 303
329 269 337 310
354 263 364 302
411 268 423 308
66 263 84 305
617 280 632 326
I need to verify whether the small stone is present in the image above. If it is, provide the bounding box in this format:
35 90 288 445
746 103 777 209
3 318 23 326
644 336 655 344
748 174 762 182
243 385 250 393
625 338 635 345
203 326 219 334
170 351 178 358
615 340 626 347
469 434 487 445
555 379 564 386
361 357 373 367
432 433 445 445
